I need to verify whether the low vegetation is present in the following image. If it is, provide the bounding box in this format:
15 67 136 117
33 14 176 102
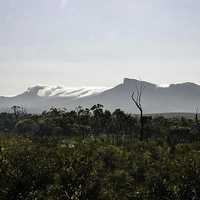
1 105 200 199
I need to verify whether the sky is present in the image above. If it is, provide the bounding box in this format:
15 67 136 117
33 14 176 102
1 0 200 96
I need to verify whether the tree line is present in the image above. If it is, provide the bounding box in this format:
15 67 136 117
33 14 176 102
0 104 200 145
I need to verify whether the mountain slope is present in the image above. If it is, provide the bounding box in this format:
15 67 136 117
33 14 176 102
1 78 200 113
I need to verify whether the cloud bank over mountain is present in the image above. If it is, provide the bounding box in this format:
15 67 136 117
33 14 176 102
1 78 200 114
25 86 108 98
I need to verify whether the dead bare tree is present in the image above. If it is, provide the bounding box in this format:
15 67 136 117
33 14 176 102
195 107 199 125
131 80 145 140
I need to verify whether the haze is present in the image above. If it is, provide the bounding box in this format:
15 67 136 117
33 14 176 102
1 0 200 96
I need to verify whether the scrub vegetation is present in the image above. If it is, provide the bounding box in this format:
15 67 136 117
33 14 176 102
1 105 200 200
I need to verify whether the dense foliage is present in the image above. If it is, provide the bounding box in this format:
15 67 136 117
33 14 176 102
1 105 200 199
1 105 200 141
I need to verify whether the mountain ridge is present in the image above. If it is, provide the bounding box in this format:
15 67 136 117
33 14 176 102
1 78 200 113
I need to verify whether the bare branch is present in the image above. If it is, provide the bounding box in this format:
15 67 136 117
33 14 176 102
131 91 140 109
130 79 145 140
196 107 199 114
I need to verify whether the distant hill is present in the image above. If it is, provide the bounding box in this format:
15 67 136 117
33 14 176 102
0 78 200 113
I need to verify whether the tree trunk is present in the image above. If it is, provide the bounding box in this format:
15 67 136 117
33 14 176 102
140 110 144 140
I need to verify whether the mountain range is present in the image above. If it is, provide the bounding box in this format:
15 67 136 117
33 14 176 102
1 78 200 113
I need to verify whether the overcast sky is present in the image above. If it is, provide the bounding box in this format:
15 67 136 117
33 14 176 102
1 0 200 96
